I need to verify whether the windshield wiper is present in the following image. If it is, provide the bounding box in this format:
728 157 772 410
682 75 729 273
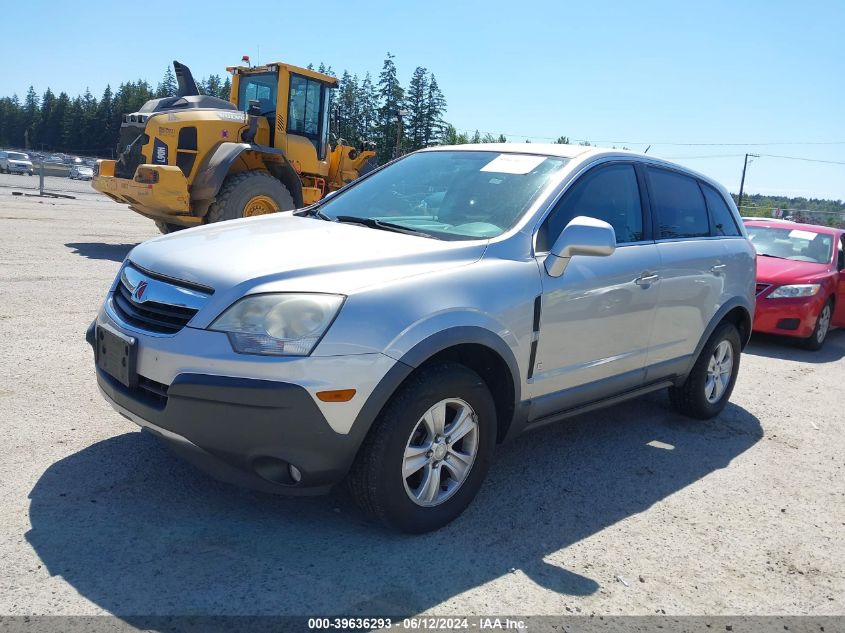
295 206 332 221
757 253 788 260
334 215 440 240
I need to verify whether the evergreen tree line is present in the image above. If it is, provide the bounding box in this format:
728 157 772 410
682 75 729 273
0 53 448 162
0 69 229 156
309 53 447 163
732 192 845 222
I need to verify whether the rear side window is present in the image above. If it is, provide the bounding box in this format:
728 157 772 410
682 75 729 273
537 163 644 251
701 183 741 236
647 167 709 239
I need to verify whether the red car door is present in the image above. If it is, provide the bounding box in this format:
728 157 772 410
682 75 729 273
834 233 845 327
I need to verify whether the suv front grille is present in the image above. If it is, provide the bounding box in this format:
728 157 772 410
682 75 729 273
110 264 211 334
113 283 198 333
137 375 169 408
755 283 771 296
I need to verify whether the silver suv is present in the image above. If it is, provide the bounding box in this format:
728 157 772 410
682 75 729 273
87 145 755 532
0 150 34 175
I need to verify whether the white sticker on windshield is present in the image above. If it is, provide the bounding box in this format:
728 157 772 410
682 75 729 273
480 154 546 174
788 229 818 241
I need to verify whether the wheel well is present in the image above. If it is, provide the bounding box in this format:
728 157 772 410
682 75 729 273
723 306 752 349
414 344 516 443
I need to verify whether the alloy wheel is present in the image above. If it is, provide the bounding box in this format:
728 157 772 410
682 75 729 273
402 398 480 507
705 340 733 404
816 304 831 344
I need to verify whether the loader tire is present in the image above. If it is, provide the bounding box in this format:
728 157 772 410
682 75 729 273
154 220 186 235
206 171 295 224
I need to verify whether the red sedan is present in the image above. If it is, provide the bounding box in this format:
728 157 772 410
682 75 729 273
745 220 845 349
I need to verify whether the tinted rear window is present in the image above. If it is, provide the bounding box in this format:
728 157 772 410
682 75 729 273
701 183 740 236
647 167 709 239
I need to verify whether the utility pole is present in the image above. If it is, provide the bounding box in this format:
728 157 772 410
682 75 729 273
737 153 759 213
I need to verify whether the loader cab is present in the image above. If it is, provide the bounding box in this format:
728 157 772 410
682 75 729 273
230 62 335 175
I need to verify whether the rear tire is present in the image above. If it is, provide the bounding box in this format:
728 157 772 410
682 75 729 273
800 299 833 351
669 321 741 419
154 220 186 235
206 171 295 224
348 362 497 533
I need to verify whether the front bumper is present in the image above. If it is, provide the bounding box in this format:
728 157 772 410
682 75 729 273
87 310 396 494
92 161 197 225
752 294 823 338
8 164 32 173
95 366 358 494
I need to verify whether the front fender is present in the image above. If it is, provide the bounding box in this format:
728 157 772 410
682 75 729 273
346 323 524 453
191 142 303 207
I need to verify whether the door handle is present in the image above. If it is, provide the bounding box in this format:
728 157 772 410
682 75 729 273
635 273 660 286
711 264 727 275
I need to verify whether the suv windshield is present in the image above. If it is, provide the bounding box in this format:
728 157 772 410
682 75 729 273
746 225 833 264
318 151 568 240
8 152 28 160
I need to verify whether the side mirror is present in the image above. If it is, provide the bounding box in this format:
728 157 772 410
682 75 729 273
544 216 616 277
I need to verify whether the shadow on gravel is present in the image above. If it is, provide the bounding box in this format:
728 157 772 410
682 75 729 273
27 393 761 619
745 329 845 364
65 242 136 262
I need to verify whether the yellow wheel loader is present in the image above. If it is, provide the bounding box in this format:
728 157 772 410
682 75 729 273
92 60 376 233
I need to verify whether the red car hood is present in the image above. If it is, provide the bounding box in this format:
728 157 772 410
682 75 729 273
756 255 831 284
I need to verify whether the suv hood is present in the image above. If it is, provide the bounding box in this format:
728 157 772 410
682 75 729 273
756 254 831 284
127 214 487 295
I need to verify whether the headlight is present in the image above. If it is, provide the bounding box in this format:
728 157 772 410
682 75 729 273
767 284 821 299
210 293 344 356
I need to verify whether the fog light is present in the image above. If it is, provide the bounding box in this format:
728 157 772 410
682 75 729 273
289 464 302 483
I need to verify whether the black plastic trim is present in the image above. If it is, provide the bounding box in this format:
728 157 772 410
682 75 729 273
527 379 675 430
97 369 361 494
396 326 522 406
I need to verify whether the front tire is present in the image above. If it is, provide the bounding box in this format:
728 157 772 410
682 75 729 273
154 220 186 235
801 299 833 351
206 171 295 224
348 362 497 533
669 321 741 419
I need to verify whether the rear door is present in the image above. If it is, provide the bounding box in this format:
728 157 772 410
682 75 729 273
644 167 740 374
529 161 661 417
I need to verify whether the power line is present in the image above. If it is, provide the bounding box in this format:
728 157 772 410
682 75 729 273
660 154 747 159
757 154 845 166
452 128 845 147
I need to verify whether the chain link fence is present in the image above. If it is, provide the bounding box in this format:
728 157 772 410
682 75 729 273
0 160 102 198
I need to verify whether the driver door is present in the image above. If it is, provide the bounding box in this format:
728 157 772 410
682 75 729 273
529 162 661 419
834 234 845 327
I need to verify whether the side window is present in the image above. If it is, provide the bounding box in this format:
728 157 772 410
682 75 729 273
537 163 644 252
647 167 709 239
701 183 741 236
288 75 323 138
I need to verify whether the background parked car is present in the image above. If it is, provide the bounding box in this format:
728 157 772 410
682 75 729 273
69 165 94 181
746 219 845 350
0 150 34 175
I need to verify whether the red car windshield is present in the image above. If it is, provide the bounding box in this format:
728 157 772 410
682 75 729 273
746 225 833 265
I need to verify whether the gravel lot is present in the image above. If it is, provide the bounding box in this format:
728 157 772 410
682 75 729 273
0 176 843 619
